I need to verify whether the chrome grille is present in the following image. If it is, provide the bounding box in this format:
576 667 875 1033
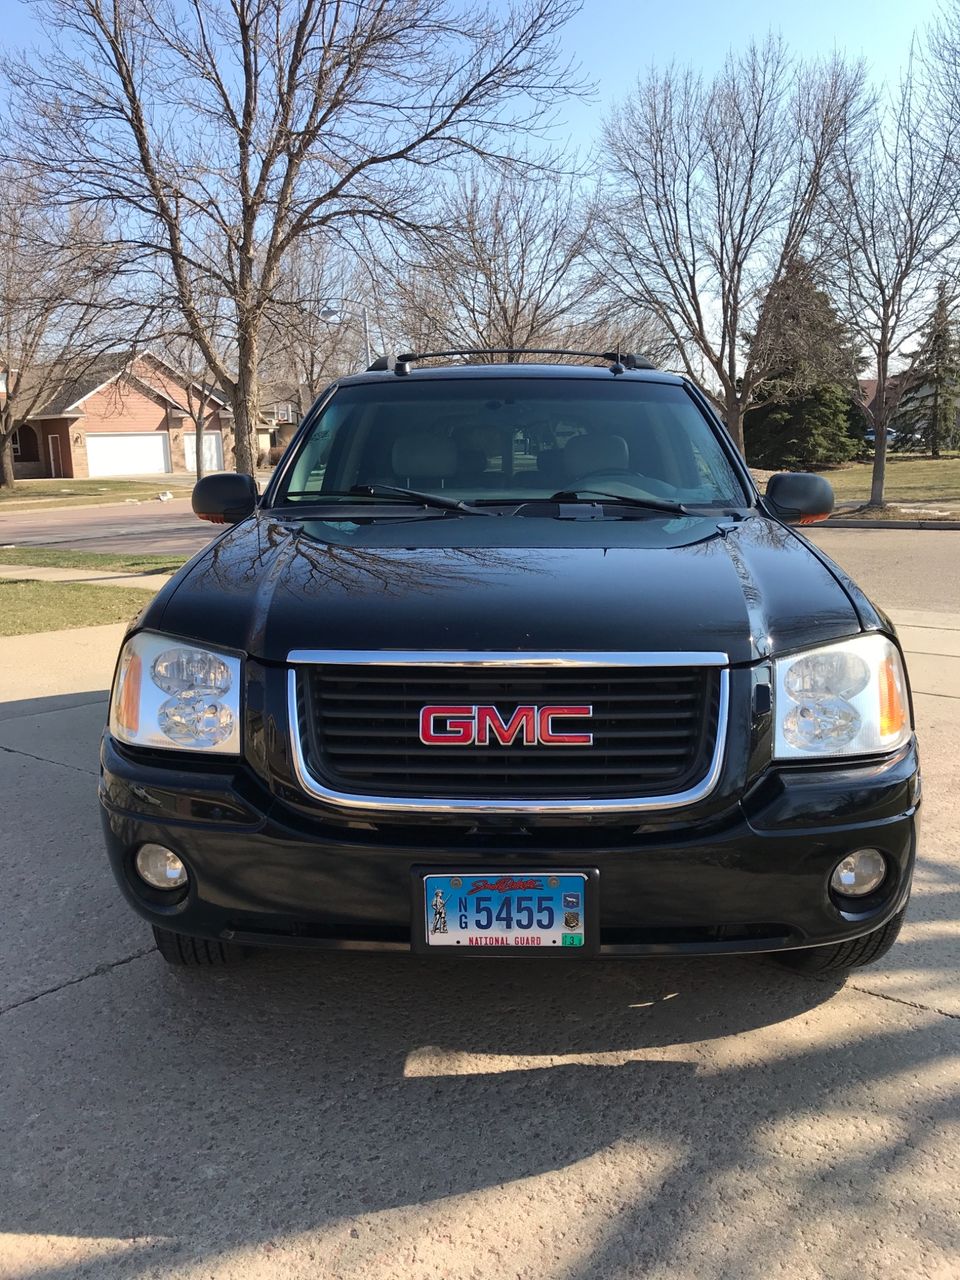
289 653 728 811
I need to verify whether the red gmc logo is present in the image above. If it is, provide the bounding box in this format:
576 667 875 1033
419 704 593 746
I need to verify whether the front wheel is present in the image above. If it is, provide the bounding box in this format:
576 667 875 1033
774 906 907 973
152 924 250 967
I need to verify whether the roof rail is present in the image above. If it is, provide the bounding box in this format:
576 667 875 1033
364 348 656 374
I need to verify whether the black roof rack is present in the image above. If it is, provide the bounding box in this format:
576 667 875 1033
365 348 656 374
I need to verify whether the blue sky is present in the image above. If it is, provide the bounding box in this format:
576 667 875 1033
553 0 941 149
1 0 940 149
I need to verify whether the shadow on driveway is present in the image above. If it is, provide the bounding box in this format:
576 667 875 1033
3 945 957 1279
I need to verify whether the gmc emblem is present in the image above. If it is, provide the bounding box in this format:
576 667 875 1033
419 704 593 747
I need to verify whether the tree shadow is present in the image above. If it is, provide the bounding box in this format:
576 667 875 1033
8 944 957 1280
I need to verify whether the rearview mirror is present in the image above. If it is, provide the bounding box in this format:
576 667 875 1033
765 472 834 526
192 472 258 524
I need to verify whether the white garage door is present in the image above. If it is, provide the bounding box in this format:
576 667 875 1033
183 430 224 473
86 432 171 477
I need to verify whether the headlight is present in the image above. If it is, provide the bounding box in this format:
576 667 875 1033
109 631 242 754
773 634 910 760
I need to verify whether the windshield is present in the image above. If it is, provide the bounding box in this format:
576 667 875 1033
273 377 749 508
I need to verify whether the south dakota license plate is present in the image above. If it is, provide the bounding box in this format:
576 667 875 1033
421 871 592 951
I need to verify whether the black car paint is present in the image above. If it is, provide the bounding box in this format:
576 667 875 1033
143 511 862 664
99 365 920 956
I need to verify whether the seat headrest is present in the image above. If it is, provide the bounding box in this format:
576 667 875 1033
392 432 458 480
563 433 630 477
535 449 565 483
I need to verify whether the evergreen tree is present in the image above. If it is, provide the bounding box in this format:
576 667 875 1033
746 385 860 470
894 281 960 457
745 260 861 469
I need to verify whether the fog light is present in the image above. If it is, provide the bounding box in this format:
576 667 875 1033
135 843 188 890
830 849 886 897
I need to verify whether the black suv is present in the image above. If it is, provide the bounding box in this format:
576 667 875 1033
100 351 919 971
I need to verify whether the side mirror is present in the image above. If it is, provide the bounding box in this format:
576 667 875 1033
192 472 258 525
765 472 834 526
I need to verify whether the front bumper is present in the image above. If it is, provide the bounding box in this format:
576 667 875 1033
99 734 920 957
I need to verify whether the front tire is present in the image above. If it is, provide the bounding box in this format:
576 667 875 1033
774 906 907 973
152 924 249 966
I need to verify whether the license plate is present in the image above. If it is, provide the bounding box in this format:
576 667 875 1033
421 871 590 950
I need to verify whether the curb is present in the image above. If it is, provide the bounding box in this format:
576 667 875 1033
818 519 960 530
0 495 193 514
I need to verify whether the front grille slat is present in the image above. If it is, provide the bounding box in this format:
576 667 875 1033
320 721 701 742
296 661 721 801
315 688 703 704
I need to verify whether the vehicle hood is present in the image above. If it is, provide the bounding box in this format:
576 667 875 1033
151 511 862 665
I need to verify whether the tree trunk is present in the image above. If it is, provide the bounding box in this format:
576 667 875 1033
195 416 205 481
0 432 16 491
725 399 746 456
231 334 259 476
869 344 890 507
869 425 887 506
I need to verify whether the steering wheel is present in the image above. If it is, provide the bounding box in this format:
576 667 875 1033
568 469 677 499
573 467 636 480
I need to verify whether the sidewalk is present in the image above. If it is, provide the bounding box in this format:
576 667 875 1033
0 563 173 591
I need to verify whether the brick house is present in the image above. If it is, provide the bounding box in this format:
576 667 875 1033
257 381 303 460
7 353 234 480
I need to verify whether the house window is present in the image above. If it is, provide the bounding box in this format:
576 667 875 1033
12 430 21 458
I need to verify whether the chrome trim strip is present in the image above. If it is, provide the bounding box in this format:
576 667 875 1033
287 649 728 668
286 655 730 815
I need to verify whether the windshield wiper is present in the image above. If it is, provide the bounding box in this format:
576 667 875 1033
348 483 494 514
549 488 692 516
277 486 493 515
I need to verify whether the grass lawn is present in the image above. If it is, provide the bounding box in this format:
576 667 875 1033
0 547 185 574
0 580 158 636
0 477 193 511
824 455 960 506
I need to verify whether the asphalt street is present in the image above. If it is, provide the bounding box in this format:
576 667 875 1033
0 497 213 558
1 530 958 1279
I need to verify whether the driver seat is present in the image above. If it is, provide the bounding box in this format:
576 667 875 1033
562 433 630 479
391 432 459 486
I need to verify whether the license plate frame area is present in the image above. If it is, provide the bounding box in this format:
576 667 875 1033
412 867 599 955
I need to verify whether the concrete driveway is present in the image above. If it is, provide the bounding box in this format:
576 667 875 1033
1 544 959 1279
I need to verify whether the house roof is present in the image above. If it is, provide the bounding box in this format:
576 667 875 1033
24 350 230 420
137 351 230 410
858 378 877 408
27 356 135 418
858 373 913 416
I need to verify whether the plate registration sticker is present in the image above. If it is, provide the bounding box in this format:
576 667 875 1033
422 872 589 950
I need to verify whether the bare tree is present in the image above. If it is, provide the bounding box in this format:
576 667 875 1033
386 169 597 358
591 39 866 453
8 0 584 476
0 177 124 489
262 241 374 411
159 335 224 481
156 281 236 480
826 66 960 506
